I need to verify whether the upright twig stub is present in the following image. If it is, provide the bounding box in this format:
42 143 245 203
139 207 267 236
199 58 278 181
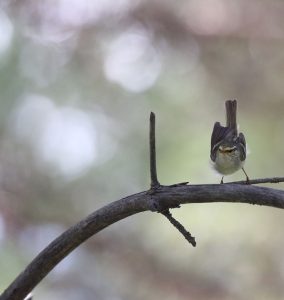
150 112 160 188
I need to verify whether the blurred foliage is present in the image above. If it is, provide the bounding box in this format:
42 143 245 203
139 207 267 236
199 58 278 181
1 0 284 299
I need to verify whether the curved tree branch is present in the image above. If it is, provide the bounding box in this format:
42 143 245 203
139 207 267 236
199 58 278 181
1 183 284 300
2 111 284 300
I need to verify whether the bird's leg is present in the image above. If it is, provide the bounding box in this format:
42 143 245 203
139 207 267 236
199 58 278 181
242 168 250 184
220 176 224 184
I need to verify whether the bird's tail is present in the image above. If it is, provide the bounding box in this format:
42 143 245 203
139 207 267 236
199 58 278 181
225 100 237 131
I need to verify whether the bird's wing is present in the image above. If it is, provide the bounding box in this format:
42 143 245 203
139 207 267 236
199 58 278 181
238 132 246 161
210 122 231 161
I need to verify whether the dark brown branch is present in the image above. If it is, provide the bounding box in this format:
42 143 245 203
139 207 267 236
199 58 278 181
150 112 160 188
2 182 284 300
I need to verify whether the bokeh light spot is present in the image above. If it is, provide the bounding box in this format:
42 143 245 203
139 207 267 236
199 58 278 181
11 95 97 179
104 26 162 92
0 9 13 58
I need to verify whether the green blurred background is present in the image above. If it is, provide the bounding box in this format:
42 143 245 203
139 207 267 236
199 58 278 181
1 0 284 299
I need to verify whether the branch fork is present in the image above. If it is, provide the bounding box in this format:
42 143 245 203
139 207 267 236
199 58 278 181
149 112 196 247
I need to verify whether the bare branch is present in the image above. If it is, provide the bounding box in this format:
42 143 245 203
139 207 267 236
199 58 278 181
1 183 284 300
2 111 284 300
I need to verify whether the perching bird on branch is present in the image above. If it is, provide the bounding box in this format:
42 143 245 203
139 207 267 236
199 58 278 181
210 100 249 184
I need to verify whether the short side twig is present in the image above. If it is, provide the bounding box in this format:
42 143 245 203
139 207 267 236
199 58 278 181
161 209 196 247
150 112 160 188
227 177 284 185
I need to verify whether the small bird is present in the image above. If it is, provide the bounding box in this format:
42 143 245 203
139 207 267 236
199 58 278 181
210 100 249 184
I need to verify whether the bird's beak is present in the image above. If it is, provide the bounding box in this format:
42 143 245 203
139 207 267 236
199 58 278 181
219 145 237 153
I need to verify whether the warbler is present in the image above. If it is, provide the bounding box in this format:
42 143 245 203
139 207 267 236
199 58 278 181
210 100 249 184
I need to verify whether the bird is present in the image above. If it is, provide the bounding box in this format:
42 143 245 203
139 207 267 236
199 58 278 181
210 100 249 184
